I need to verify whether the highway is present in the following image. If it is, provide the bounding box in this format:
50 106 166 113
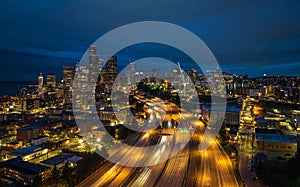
77 133 143 187
189 127 239 187
76 95 239 187
155 147 189 186
77 135 239 187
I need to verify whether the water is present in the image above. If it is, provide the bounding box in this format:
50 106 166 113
0 82 36 96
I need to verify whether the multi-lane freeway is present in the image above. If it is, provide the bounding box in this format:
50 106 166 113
77 95 239 187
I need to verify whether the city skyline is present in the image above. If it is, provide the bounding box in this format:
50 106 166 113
0 45 299 186
0 1 300 186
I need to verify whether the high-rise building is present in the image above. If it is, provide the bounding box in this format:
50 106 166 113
63 66 74 108
89 45 97 56
63 66 74 88
130 62 136 73
46 74 56 88
88 45 104 84
38 73 43 95
104 56 118 84
188 68 197 83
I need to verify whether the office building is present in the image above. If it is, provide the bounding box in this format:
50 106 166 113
89 45 97 56
103 56 118 84
38 73 43 95
89 45 104 84
46 74 56 88
63 66 74 88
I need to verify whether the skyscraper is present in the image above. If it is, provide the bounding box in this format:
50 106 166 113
38 73 43 95
104 56 118 84
88 45 104 84
63 66 74 108
46 74 56 88
89 45 97 56
130 62 136 73
63 66 74 88
125 62 137 84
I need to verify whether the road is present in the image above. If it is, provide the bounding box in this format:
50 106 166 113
77 133 143 187
78 130 239 187
239 153 262 187
238 97 262 187
183 109 239 187
77 95 239 187
155 147 189 186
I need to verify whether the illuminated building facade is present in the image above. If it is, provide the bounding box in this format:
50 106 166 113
103 56 118 84
46 74 56 88
17 125 44 145
63 66 74 88
0 158 51 185
38 73 43 95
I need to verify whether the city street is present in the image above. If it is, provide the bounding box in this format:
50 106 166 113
238 98 262 187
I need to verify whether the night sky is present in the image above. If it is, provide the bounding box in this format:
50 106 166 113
0 0 299 82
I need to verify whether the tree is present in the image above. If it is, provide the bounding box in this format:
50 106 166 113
116 126 129 140
32 174 43 187
51 165 59 181
45 141 55 149
287 151 300 178
62 161 73 183
218 123 229 144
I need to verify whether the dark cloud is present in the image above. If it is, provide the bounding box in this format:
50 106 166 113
0 0 299 81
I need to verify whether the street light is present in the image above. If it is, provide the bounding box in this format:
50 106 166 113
148 108 153 114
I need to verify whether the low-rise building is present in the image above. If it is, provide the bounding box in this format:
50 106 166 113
0 158 51 185
41 153 83 170
17 125 44 145
7 145 48 161
31 136 49 145
202 104 241 126
256 133 297 153
255 117 277 129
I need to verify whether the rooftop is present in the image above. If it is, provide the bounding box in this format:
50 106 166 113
9 145 44 157
42 153 83 166
256 134 297 144
202 103 241 113
42 154 70 166
31 135 49 140
67 155 83 163
255 128 282 135
0 158 50 176
18 125 43 131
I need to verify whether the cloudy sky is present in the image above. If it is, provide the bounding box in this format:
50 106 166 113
0 0 299 81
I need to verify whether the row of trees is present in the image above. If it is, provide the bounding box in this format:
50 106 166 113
254 151 300 186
